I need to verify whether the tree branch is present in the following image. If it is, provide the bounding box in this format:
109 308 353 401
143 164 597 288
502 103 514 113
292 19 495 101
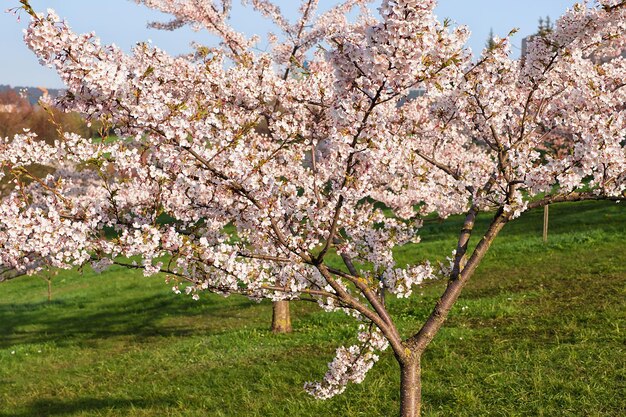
527 191 623 210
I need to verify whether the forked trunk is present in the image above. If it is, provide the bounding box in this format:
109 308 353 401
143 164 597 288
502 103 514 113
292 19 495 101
271 300 292 333
400 358 421 417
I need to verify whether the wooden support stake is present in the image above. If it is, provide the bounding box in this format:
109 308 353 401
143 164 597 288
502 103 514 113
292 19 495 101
543 205 549 243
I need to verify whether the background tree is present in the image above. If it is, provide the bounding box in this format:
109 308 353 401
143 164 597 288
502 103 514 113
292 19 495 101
2 1 625 416
0 88 103 199
0 89 98 143
485 27 497 51
537 15 554 36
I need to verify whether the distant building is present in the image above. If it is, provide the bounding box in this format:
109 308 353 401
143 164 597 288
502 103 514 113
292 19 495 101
397 89 426 108
520 36 533 63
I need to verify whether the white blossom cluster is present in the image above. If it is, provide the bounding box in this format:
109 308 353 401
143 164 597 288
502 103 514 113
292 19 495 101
304 324 389 399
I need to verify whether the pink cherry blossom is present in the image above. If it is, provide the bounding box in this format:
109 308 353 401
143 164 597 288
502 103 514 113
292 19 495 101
3 1 625 415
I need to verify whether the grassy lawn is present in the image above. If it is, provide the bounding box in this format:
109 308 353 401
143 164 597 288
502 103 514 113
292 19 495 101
0 201 624 416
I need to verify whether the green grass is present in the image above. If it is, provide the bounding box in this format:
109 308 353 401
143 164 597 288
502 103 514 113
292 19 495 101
1 201 625 416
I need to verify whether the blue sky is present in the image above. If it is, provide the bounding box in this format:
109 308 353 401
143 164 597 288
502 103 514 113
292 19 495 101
2 0 578 88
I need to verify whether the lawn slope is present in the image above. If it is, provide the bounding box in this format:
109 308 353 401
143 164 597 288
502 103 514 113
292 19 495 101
1 201 624 416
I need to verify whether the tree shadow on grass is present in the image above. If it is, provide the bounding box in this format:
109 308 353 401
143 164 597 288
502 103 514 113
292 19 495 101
0 292 263 349
420 200 626 245
0 396 177 417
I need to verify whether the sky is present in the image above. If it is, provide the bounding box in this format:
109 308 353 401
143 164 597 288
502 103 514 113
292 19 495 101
1 0 579 89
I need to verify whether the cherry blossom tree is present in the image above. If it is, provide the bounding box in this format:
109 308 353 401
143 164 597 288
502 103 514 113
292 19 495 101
2 0 625 415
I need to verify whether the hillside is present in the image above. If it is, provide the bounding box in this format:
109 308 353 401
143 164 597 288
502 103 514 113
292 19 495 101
0 84 64 106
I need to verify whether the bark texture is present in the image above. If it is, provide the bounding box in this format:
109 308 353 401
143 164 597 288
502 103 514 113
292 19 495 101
400 359 422 417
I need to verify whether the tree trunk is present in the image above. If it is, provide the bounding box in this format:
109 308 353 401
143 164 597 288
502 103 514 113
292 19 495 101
271 300 292 333
400 358 421 417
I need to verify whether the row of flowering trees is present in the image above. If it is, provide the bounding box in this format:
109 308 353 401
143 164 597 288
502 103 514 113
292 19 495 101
2 1 625 415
